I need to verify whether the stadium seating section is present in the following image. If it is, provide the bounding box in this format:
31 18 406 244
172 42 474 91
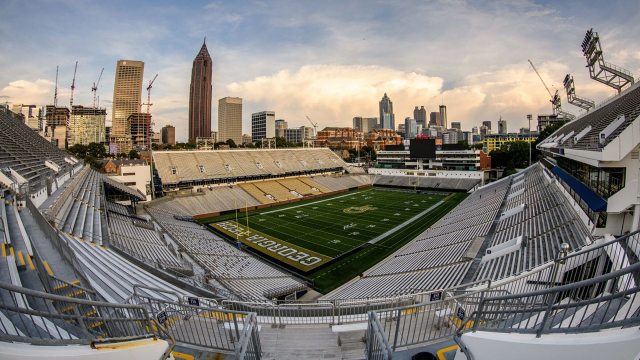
539 82 640 151
146 206 304 300
324 163 592 299
148 174 372 216
153 148 349 185
0 108 75 191
373 174 480 191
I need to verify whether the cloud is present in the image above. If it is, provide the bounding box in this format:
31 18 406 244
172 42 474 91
224 60 622 133
226 64 444 128
0 79 58 104
203 2 218 9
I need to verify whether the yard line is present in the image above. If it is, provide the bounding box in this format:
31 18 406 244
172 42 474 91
367 201 444 245
252 189 371 216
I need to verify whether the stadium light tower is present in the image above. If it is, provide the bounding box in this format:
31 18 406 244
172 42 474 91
527 114 532 166
563 74 595 112
581 28 635 94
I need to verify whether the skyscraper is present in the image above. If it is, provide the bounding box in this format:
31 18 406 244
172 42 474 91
251 111 275 140
482 121 492 130
161 125 176 145
379 93 395 130
439 105 447 129
69 105 106 146
451 122 461 130
353 117 378 133
112 60 144 152
188 39 212 142
498 117 507 134
414 106 427 128
218 97 242 144
429 112 441 127
404 118 417 139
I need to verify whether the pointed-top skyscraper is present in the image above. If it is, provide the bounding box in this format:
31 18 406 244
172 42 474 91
379 93 395 130
189 38 212 141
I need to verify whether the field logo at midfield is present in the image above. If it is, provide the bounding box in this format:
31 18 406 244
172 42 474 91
343 205 378 214
211 221 332 270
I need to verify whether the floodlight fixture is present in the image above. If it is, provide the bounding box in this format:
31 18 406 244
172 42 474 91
581 29 634 94
563 74 595 112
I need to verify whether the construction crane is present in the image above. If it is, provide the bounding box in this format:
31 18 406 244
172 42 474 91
306 115 318 138
53 66 59 108
69 61 78 110
141 74 158 150
91 68 104 110
528 59 575 120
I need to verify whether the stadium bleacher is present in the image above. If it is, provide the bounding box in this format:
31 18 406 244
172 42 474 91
324 163 592 300
106 201 191 272
0 107 75 192
473 165 592 281
373 174 481 191
146 174 372 217
152 148 351 187
146 206 305 300
538 82 640 151
55 168 104 245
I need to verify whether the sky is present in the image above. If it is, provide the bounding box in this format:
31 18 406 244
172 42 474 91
1 0 639 142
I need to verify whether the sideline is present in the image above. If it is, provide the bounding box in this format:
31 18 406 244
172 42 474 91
253 189 372 216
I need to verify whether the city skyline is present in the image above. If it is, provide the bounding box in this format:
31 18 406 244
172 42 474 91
0 0 639 142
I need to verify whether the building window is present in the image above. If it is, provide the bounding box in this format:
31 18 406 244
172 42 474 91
124 182 136 186
557 157 626 199
122 172 135 176
171 166 177 175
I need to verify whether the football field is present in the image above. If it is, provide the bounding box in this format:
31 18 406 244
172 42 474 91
200 187 467 293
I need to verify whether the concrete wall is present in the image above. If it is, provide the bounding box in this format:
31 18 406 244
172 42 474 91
455 328 640 360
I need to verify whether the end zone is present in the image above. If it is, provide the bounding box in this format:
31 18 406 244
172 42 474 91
210 220 333 271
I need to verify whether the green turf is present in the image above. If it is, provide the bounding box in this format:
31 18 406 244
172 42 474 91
199 188 467 294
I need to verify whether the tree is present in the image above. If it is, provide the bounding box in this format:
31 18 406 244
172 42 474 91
151 143 159 150
128 149 140 159
489 149 509 169
68 144 88 158
500 141 530 168
457 140 471 150
502 160 517 178
87 142 107 158
225 139 238 148
472 143 483 150
84 154 103 171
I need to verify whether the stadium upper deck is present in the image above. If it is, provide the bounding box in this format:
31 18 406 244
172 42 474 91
0 106 77 194
152 148 351 188
538 81 640 153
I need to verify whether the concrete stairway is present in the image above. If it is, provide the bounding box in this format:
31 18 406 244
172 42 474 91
259 325 366 359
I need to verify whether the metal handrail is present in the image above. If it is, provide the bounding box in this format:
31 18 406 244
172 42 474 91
476 260 640 303
465 260 640 338
367 311 393 360
0 280 157 346
234 313 262 360
557 230 638 263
